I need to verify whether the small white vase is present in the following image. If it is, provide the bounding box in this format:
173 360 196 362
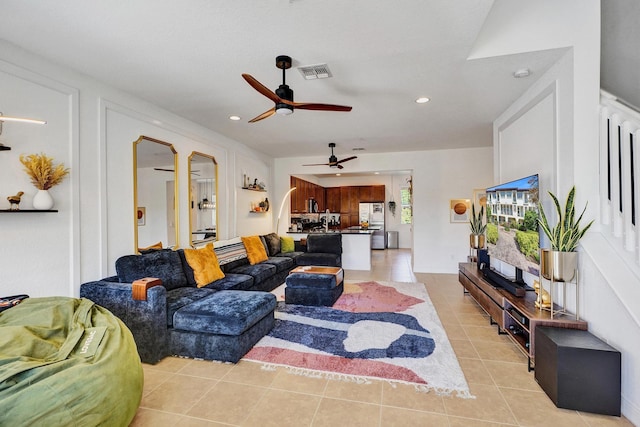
32 189 54 210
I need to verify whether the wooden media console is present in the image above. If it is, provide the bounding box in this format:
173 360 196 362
458 262 588 370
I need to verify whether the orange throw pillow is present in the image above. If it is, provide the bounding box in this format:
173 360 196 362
241 235 269 265
183 243 225 288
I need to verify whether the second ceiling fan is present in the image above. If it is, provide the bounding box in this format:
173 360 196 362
304 143 357 169
242 55 352 123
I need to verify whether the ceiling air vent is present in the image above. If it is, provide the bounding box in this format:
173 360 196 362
297 63 332 80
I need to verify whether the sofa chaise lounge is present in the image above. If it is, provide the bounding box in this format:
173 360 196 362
80 233 342 364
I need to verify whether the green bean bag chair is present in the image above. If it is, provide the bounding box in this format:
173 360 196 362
0 297 143 426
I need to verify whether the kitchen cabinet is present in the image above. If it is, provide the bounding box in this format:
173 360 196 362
340 187 351 213
290 180 384 223
357 186 372 202
371 185 385 201
290 176 325 212
349 187 359 213
326 187 341 212
314 184 325 211
340 214 350 228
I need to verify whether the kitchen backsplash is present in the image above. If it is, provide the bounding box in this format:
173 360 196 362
290 212 341 231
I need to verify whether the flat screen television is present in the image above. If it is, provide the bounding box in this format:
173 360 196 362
485 174 540 283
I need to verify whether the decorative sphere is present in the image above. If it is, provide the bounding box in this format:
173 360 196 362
453 203 467 215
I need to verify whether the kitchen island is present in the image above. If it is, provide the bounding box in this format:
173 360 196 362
287 229 375 270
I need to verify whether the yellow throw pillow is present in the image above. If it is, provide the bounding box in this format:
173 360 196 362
242 235 269 265
280 236 295 253
183 243 225 288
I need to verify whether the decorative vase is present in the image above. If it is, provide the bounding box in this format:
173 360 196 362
469 234 485 249
32 189 54 210
540 249 578 282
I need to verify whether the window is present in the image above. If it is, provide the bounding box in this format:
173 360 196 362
400 186 412 224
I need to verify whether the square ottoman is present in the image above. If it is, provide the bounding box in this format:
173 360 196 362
170 290 276 362
285 266 344 306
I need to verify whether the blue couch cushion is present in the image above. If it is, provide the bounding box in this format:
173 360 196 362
166 287 215 326
173 291 276 335
273 251 304 260
296 253 342 267
220 257 250 274
116 250 189 291
228 262 277 284
264 256 294 273
307 233 342 254
202 273 254 291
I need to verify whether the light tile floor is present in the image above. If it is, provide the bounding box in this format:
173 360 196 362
130 249 634 426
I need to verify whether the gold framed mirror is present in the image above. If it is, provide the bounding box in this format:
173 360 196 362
133 136 179 253
189 151 218 247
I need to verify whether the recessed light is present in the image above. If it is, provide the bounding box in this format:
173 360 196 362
336 173 341 176
415 97 430 104
374 172 380 175
229 115 241 121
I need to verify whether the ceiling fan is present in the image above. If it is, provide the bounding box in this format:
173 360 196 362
154 168 200 175
242 55 352 123
303 143 357 169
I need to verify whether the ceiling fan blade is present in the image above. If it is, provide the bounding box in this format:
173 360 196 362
337 164 344 169
242 74 282 104
303 162 331 166
335 156 358 164
291 102 352 112
248 108 276 123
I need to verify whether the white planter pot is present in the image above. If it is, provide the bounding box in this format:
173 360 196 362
32 189 54 210
540 249 577 282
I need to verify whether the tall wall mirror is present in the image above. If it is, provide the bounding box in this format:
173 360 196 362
133 136 179 253
189 152 218 247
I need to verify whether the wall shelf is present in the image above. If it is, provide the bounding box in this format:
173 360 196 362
242 187 266 192
249 210 268 214
1 209 58 213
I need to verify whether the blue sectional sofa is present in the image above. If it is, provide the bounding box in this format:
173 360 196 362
80 234 342 364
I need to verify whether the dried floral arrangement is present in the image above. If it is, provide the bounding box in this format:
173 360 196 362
19 153 70 190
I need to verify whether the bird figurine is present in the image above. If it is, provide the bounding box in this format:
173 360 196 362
7 191 24 211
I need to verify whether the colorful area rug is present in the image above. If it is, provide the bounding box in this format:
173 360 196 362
244 281 473 398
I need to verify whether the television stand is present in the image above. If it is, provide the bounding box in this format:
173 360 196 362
459 262 587 370
481 267 526 297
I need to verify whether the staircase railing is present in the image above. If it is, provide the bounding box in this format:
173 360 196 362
599 90 640 266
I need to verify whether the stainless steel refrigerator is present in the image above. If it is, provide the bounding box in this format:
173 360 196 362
359 202 386 249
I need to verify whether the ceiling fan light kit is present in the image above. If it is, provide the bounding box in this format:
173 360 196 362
242 55 352 123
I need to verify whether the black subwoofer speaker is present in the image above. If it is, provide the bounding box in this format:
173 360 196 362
477 249 490 270
535 326 621 416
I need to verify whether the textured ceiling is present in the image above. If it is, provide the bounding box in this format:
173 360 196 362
0 1 565 160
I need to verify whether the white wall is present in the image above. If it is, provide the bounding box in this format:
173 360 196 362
0 40 275 296
0 54 79 297
274 147 494 273
488 2 639 423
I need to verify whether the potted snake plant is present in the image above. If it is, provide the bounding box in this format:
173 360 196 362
469 204 486 249
537 186 593 282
